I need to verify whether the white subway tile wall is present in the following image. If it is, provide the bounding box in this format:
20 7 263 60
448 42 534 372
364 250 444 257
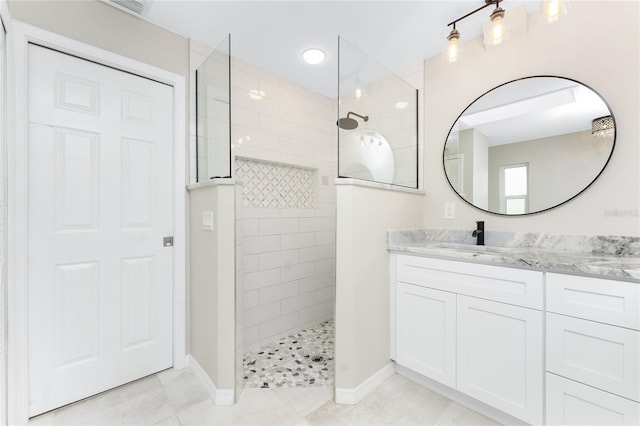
189 40 336 351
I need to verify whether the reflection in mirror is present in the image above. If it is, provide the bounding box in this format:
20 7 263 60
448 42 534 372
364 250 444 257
196 35 231 181
338 37 418 188
444 76 615 215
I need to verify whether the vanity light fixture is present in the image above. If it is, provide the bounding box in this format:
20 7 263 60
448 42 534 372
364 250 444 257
445 0 508 61
302 48 326 65
592 115 614 138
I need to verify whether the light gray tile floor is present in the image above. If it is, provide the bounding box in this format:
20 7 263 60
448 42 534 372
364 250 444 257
28 369 500 425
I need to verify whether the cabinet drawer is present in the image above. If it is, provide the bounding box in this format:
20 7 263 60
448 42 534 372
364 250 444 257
547 273 640 329
547 313 640 402
546 373 640 426
396 255 543 309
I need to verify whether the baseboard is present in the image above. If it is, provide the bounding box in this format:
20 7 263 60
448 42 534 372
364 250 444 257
396 364 527 426
188 355 235 405
335 362 396 405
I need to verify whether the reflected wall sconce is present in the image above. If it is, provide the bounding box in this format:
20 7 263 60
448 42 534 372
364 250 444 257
592 116 614 138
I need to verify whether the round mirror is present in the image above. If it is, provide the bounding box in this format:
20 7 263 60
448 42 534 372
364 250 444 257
443 76 615 215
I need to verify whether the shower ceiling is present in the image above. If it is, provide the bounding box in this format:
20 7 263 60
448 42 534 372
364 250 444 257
144 1 540 98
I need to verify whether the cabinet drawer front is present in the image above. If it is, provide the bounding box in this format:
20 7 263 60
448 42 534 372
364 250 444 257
396 255 543 309
546 373 640 426
457 295 543 424
396 283 456 388
547 313 640 402
547 273 640 329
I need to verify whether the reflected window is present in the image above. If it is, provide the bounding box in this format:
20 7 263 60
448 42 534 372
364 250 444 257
502 164 528 214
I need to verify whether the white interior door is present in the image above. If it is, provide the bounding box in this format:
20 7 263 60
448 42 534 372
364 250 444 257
27 44 174 416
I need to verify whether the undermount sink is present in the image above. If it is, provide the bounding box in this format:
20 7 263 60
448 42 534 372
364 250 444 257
433 242 514 254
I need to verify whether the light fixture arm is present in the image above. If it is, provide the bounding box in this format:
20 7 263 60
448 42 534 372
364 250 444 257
447 0 502 28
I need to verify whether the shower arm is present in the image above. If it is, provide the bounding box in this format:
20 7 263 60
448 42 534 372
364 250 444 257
347 112 369 122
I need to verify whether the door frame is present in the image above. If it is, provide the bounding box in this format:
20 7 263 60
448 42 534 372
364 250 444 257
8 21 187 424
0 2 11 426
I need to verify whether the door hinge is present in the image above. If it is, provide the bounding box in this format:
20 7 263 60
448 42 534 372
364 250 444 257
163 236 174 247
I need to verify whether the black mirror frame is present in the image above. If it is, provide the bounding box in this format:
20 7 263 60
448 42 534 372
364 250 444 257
442 75 616 216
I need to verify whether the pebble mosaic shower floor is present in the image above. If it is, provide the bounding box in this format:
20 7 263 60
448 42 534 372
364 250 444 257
243 320 334 388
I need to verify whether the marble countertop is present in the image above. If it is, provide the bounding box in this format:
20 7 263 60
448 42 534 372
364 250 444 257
388 229 640 282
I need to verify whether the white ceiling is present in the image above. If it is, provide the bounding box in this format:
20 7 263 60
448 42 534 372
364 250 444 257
452 77 612 146
142 0 541 98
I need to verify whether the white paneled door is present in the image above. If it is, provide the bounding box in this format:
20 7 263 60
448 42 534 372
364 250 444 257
27 44 174 416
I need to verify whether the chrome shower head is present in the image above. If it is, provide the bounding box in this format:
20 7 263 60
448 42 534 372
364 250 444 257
337 111 369 130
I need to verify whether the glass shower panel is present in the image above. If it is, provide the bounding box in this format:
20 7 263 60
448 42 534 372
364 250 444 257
338 37 418 188
196 35 231 181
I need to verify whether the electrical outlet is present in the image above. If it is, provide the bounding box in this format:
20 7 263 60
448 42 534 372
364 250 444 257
444 203 455 220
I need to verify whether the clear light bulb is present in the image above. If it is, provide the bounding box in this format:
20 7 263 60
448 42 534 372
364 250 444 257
491 16 503 45
446 27 460 63
447 38 459 63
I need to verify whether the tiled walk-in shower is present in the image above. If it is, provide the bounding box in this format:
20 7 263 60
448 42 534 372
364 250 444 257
243 320 334 388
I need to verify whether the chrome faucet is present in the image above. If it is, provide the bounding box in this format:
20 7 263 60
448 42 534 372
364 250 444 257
472 221 484 246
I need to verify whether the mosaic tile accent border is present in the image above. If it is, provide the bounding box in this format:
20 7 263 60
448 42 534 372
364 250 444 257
235 157 315 209
243 320 334 388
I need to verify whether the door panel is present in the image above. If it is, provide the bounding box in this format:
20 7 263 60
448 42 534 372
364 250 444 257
457 295 543 424
27 44 174 416
396 282 456 387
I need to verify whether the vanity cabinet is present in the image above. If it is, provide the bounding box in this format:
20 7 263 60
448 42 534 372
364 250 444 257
391 254 544 425
545 273 640 425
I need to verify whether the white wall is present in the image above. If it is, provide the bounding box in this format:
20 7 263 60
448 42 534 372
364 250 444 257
424 1 639 236
335 184 424 390
188 183 236 391
8 0 188 76
488 130 614 213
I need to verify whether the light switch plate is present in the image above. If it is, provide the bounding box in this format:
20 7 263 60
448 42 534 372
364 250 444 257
202 211 214 231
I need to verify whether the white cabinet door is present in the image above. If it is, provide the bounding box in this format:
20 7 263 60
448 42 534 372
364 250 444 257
457 295 543 424
396 283 456 388
547 313 640 402
547 373 640 426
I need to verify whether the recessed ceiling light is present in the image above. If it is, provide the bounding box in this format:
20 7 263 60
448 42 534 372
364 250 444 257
395 101 409 110
302 48 326 65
